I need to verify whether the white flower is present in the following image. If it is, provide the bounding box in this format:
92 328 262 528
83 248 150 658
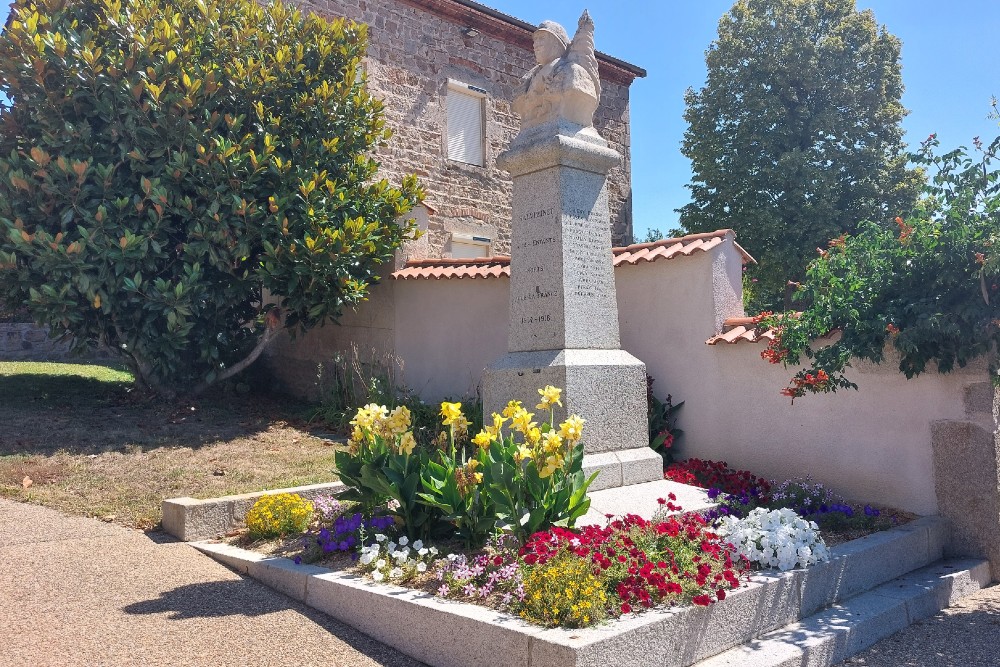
390 567 403 578
360 552 375 566
416 562 427 573
720 508 829 571
398 536 409 546
418 548 429 557
387 542 397 553
430 546 439 556
375 559 386 569
375 534 387 543
372 570 384 582
412 540 423 551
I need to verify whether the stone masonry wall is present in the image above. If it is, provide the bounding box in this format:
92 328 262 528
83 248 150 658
0 323 113 362
292 0 637 251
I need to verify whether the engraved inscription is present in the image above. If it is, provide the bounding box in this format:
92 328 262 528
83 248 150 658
563 205 612 301
520 207 555 222
520 313 553 325
517 236 557 250
514 287 558 303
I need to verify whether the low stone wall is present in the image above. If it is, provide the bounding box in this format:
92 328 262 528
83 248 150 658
0 323 72 360
0 323 113 362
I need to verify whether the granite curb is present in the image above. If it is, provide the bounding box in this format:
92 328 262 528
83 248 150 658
162 481 345 542
193 516 950 667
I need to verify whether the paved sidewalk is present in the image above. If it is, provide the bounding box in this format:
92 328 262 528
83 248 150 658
0 499 423 667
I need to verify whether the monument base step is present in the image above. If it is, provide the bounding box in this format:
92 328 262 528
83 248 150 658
693 557 991 667
583 447 663 491
580 478 715 526
482 348 648 460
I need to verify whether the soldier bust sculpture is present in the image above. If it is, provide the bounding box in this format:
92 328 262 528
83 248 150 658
512 10 602 132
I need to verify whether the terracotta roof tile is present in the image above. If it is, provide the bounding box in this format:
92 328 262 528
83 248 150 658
392 230 754 280
392 256 510 280
705 325 777 346
705 313 802 345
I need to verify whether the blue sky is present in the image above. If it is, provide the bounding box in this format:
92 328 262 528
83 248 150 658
3 1 997 239
488 1 1000 239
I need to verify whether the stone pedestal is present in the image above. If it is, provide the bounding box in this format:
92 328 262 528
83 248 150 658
483 123 661 490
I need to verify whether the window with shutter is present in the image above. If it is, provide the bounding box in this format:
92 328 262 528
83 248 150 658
446 82 485 166
449 234 492 259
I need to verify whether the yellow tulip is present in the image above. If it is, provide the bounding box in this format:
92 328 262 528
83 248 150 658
559 415 586 443
385 405 412 435
538 453 563 478
501 400 523 419
511 409 537 434
439 401 463 426
536 385 563 410
352 403 388 431
541 430 563 454
492 412 508 432
398 431 416 455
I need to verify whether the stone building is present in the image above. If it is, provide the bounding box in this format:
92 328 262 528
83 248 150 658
295 0 645 254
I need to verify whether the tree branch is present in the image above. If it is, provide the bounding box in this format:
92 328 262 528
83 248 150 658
191 308 282 396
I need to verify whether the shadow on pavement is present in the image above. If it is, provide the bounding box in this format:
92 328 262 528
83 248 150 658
123 579 426 666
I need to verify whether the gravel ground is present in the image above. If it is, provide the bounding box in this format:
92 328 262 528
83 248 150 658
0 498 424 667
835 583 1000 667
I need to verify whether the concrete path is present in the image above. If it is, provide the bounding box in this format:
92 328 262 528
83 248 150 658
0 499 423 667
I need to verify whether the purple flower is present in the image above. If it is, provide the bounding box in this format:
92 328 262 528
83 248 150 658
462 583 477 597
707 488 721 500
293 555 303 565
437 584 450 596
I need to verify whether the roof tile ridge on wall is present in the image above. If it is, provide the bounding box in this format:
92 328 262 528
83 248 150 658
391 229 753 280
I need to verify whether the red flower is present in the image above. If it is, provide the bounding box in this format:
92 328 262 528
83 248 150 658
621 603 632 614
692 595 711 607
716 589 726 601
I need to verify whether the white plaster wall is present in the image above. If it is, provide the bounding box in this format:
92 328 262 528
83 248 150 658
264 275 397 398
616 244 981 516
267 237 984 515
393 277 508 401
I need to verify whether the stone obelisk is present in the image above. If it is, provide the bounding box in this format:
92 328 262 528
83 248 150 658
482 11 662 491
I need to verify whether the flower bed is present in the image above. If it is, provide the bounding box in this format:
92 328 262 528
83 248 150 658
231 404 908 630
666 459 914 547
237 491 752 628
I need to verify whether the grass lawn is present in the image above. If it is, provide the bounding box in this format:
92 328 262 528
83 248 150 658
0 360 340 530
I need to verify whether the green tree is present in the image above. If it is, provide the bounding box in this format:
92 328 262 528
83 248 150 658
679 0 923 309
0 0 422 396
759 133 1000 401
